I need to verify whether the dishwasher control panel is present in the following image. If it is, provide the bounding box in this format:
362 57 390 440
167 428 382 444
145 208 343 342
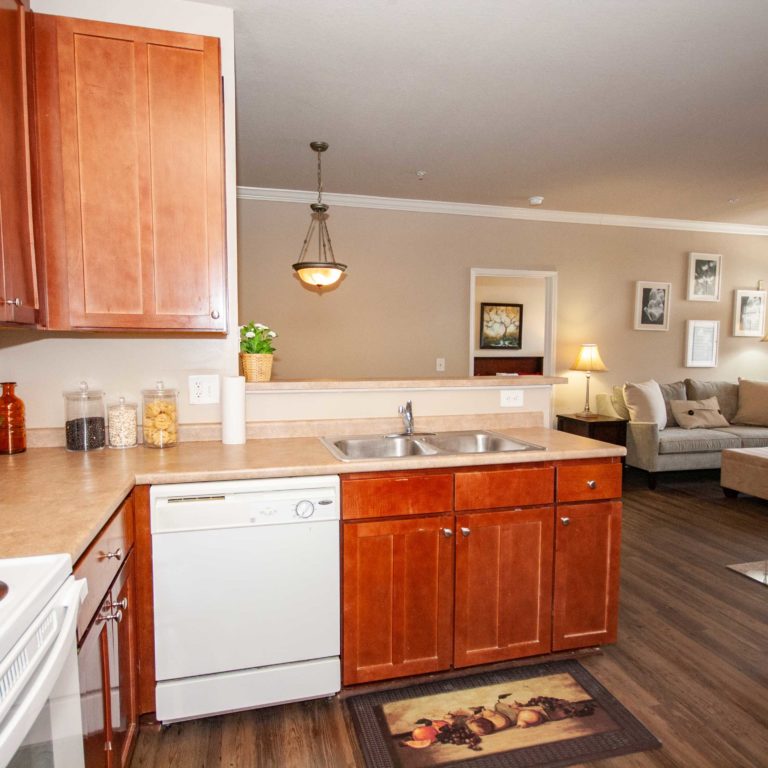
150 475 340 534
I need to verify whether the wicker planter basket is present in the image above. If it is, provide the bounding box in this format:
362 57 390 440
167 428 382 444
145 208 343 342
240 353 273 382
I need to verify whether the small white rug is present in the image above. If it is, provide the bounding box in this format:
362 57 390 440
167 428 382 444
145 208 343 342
727 560 768 585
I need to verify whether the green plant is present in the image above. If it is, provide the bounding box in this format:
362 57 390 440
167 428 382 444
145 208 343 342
240 322 277 354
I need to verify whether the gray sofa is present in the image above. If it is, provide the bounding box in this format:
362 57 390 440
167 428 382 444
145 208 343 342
596 379 768 488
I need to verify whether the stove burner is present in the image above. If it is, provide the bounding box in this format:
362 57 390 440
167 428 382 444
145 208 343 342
0 581 7 601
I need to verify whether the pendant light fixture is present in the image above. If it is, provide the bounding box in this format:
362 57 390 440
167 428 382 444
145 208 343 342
292 141 347 287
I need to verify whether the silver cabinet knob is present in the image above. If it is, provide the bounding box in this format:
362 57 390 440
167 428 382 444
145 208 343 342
211 309 220 319
442 528 453 538
586 480 597 489
98 547 122 562
5 298 22 307
560 517 571 526
98 609 123 624
460 527 471 537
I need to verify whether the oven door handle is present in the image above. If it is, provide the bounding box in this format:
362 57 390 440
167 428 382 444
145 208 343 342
0 577 86 766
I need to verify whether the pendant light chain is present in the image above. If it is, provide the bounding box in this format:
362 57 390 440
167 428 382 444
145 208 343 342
317 147 323 206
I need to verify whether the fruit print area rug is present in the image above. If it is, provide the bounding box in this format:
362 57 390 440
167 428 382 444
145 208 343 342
345 661 660 768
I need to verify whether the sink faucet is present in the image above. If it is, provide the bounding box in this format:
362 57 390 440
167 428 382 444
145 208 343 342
399 400 415 435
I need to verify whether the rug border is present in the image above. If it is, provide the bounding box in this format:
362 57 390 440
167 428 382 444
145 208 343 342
345 660 661 768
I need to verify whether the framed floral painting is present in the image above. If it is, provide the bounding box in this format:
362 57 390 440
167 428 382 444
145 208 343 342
733 289 766 337
634 281 670 331
687 253 722 302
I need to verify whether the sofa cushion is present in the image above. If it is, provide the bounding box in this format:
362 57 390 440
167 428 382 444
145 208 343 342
732 379 768 426
624 380 667 428
718 425 768 448
657 428 740 455
669 397 730 429
659 381 686 426
610 385 631 420
684 379 739 423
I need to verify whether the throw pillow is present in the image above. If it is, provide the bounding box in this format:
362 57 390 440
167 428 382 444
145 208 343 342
733 379 768 426
610 385 631 420
623 379 667 428
659 381 686 427
669 397 730 429
685 379 739 423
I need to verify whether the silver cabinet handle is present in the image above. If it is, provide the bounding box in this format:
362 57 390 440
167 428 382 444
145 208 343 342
560 517 571 526
98 609 123 624
442 528 453 538
5 298 22 307
211 309 220 319
587 480 597 489
98 547 122 562
107 597 128 611
460 527 471 537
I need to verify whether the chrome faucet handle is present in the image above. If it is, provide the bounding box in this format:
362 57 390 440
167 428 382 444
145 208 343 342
398 400 415 435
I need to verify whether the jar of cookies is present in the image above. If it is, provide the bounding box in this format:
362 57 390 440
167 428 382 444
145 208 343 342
142 381 178 448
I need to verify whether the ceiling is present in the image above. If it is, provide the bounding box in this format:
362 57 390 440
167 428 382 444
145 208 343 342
205 0 768 225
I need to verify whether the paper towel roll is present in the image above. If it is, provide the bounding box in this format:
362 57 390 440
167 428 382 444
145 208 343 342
221 375 246 444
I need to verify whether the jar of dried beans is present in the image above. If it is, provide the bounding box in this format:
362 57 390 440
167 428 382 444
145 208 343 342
64 381 106 451
108 397 138 448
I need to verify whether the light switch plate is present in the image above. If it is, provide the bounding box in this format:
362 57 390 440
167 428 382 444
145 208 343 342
189 374 220 405
500 389 524 407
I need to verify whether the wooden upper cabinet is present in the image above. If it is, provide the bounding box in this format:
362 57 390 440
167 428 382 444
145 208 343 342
32 14 226 331
0 0 38 325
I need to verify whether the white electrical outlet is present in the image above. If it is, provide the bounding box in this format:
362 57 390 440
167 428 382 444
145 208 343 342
436 357 446 372
500 389 523 407
189 374 220 405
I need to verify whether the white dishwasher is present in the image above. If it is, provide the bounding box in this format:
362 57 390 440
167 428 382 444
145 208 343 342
150 475 340 723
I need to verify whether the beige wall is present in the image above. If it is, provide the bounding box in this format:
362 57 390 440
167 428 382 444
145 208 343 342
239 199 768 415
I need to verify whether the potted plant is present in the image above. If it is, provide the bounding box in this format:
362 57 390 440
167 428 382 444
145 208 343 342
239 322 277 382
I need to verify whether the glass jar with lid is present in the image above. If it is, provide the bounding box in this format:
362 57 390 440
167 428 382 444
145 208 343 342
64 381 106 451
108 396 138 449
142 381 178 448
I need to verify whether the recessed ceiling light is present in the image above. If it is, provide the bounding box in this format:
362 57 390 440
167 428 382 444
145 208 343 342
529 196 544 206
415 170 427 180
728 197 740 204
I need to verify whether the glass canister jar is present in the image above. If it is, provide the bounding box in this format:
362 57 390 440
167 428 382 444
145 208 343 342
64 381 106 451
108 397 138 449
142 381 178 448
1 382 26 454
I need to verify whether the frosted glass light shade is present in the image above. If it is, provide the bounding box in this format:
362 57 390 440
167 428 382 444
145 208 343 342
293 263 346 287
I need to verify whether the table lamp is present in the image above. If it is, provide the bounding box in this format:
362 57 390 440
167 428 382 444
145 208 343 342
570 343 608 418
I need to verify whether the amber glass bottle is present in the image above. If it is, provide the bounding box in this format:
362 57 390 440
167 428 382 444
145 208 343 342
0 382 26 454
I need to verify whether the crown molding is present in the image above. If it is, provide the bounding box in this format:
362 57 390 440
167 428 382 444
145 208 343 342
237 186 768 237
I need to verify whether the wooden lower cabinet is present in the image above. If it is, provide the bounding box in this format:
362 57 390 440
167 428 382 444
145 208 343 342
78 551 138 768
343 515 454 685
552 501 621 650
454 507 553 667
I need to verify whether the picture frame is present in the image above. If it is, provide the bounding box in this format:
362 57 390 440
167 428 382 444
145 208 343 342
733 289 767 337
686 320 719 367
479 302 523 349
687 253 722 302
634 281 671 331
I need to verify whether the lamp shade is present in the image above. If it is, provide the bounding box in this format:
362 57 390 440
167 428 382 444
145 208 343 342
293 263 346 287
570 343 608 372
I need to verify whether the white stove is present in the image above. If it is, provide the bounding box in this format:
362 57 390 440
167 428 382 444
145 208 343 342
0 554 86 768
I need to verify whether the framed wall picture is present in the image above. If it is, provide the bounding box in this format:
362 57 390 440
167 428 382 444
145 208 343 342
687 253 722 301
733 289 767 337
634 281 671 331
686 320 719 367
479 302 523 349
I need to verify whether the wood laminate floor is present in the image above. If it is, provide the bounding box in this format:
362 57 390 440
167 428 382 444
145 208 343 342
130 469 768 768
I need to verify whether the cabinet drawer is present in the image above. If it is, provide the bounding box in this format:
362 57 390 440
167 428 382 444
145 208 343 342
74 495 134 639
342 473 453 520
556 461 622 503
455 465 554 511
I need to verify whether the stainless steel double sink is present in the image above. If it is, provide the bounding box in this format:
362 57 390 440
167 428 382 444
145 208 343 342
320 429 544 461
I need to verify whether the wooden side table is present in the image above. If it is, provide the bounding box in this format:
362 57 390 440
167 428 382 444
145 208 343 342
556 413 627 447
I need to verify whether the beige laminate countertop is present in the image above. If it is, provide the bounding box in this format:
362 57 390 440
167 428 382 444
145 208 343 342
0 428 624 562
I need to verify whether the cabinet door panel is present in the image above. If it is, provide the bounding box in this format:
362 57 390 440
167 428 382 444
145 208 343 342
455 465 554 511
552 501 621 650
109 555 138 768
454 507 553 667
343 515 453 685
34 15 226 331
78 605 111 768
342 473 453 520
0 0 37 325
